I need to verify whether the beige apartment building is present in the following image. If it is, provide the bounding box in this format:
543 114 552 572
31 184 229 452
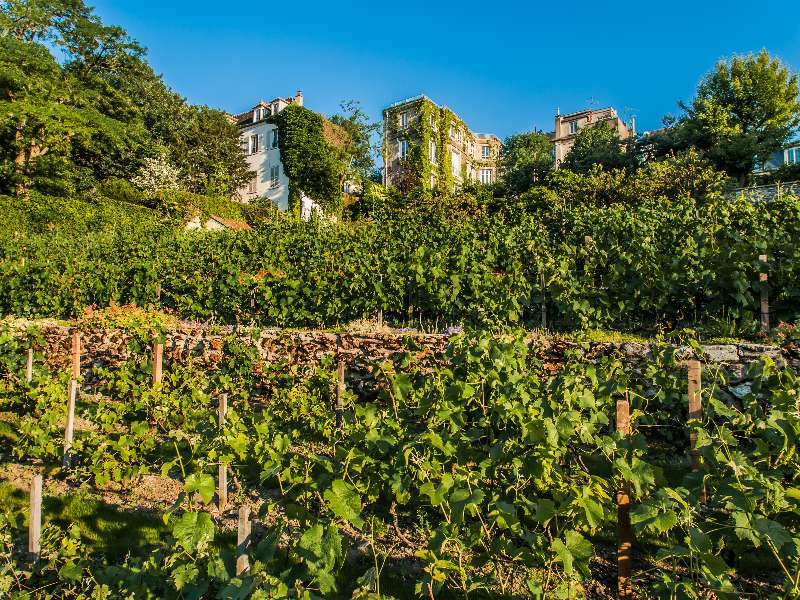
383 95 501 193
552 107 635 167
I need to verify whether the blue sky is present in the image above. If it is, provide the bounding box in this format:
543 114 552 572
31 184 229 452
92 0 800 138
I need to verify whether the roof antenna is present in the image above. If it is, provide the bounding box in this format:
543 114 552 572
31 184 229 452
556 106 560 116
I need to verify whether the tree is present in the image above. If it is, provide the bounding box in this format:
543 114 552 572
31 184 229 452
172 105 253 197
679 49 800 185
561 122 632 173
0 36 131 196
329 100 379 191
498 131 553 195
0 0 252 199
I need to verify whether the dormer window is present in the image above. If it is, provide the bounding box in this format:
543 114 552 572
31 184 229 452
569 120 578 135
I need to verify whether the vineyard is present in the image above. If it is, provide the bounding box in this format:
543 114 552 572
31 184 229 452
1 322 799 599
1 190 800 334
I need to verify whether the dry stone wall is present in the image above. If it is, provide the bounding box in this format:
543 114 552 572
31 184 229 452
10 322 795 389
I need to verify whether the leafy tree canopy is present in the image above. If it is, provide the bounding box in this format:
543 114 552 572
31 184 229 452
498 131 554 196
561 122 632 173
0 0 251 198
671 50 800 184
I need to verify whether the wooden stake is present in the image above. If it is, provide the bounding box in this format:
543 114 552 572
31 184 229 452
759 254 769 333
335 360 345 431
236 505 251 575
218 463 228 512
25 347 33 383
687 360 707 502
687 360 702 469
616 393 633 599
28 474 42 559
539 269 547 329
218 393 228 431
152 341 163 385
62 379 77 469
70 332 81 379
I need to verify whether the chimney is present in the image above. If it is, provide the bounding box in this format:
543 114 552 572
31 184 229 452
294 90 304 106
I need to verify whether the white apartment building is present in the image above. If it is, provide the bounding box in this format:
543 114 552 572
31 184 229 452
233 91 304 210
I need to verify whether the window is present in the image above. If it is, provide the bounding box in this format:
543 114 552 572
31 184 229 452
449 125 456 139
399 140 408 159
399 112 408 129
430 114 436 129
271 129 279 149
430 174 436 190
480 168 493 184
568 120 578 135
249 134 259 154
270 165 280 188
787 147 800 164
429 140 437 163
451 150 460 176
247 177 257 194
481 145 490 159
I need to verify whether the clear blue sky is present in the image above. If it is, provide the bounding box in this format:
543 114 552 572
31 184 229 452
92 0 800 138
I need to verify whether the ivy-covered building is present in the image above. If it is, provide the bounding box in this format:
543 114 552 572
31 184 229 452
232 91 304 210
382 95 501 193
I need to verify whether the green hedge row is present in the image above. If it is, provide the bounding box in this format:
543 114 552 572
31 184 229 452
1 193 798 331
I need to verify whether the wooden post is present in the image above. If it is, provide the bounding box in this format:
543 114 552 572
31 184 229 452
687 360 707 503
218 393 228 431
63 380 77 469
759 254 769 333
236 505 251 575
152 341 163 385
70 332 80 379
25 347 33 383
218 463 228 512
687 360 702 469
63 332 80 469
616 394 633 599
539 269 547 329
28 474 42 559
335 360 345 431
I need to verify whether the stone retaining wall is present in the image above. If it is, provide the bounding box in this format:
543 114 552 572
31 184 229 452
9 322 795 387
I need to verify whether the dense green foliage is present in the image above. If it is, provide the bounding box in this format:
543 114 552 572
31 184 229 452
1 166 799 333
498 131 554 196
0 328 798 597
561 122 632 173
271 105 346 214
0 0 251 198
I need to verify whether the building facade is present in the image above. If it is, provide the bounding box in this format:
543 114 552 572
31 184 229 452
756 141 800 173
551 107 635 167
382 95 501 193
233 91 304 210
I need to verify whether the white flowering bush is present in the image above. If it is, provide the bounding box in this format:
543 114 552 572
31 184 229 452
132 152 181 194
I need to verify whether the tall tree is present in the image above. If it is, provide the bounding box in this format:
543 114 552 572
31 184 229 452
498 131 553 195
0 36 131 196
562 122 632 173
329 100 379 191
679 49 800 185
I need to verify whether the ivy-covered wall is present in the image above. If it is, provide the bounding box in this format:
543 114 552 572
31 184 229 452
383 96 483 195
270 105 345 215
